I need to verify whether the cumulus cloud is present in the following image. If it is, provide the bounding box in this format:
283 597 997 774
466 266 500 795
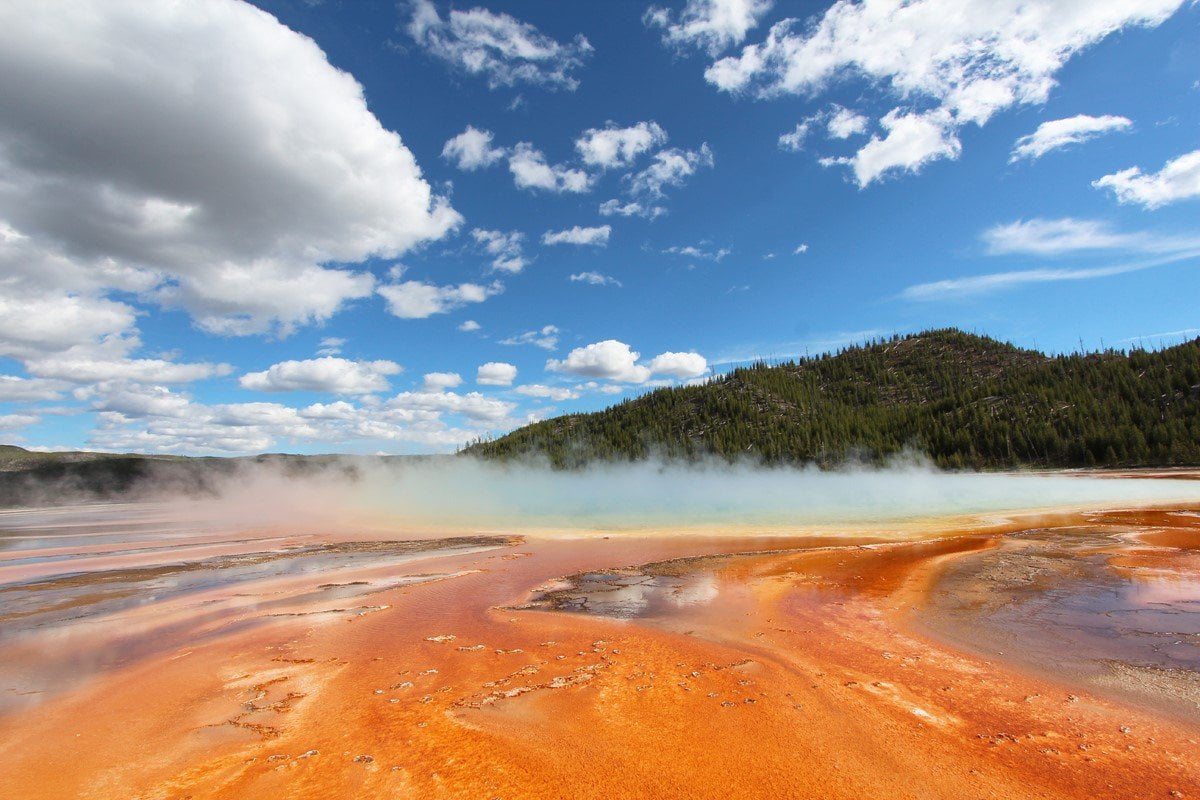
0 0 460 342
477 362 517 386
827 105 869 139
378 280 503 319
387 388 515 422
627 144 715 198
821 108 960 187
1093 148 1200 209
472 228 528 273
570 271 622 287
547 340 651 383
443 125 507 170
0 287 139 362
31 358 227 386
793 243 809 254
87 384 512 454
508 143 592 193
645 0 774 55
547 340 708 383
647 351 709 378
407 0 593 90
422 371 463 390
706 0 1185 184
240 357 402 395
599 199 667 219
778 122 810 152
500 325 560 350
0 413 38 431
780 105 867 153
542 225 611 246
92 384 194 419
515 383 581 401
575 121 668 169
458 320 482 332
0 376 67 402
1010 114 1132 162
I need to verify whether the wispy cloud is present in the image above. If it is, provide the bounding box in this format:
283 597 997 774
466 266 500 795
901 250 1200 301
905 218 1200 301
710 328 890 366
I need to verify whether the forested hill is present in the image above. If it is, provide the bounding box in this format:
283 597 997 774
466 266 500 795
462 329 1200 469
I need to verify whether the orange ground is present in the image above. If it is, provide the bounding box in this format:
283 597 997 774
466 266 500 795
1 508 1199 799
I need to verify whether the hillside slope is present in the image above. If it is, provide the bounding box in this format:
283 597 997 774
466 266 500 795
463 329 1200 469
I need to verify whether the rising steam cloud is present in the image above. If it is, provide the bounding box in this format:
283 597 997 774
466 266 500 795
179 456 1200 536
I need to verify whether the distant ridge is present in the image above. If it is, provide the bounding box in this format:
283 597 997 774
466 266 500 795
462 329 1200 469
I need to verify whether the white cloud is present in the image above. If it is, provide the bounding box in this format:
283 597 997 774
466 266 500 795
780 105 866 153
778 122 810 152
647 351 708 378
443 125 507 170
86 386 507 454
570 271 622 287
645 0 774 55
0 376 67 402
707 0 1185 183
458 319 482 332
827 105 869 139
1010 114 1132 161
508 143 592 193
515 383 580 401
500 325 560 350
28 354 230 385
0 288 139 361
240 357 402 395
902 250 1200 301
908 218 1200 300
407 0 592 90
92 383 194 418
472 228 528 273
575 121 668 169
983 218 1140 255
542 225 612 246
387 389 515 422
793 243 809 254
1093 149 1200 209
317 337 346 357
599 199 667 219
547 340 709 383
627 144 714 198
477 362 517 386
548 340 651 383
423 371 463 390
0 413 38 431
821 108 960 187
0 0 460 340
378 280 503 319
664 244 731 261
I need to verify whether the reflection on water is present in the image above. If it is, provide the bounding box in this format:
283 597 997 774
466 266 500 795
520 518 1200 720
523 570 722 619
0 513 519 713
0 537 510 638
922 524 1200 718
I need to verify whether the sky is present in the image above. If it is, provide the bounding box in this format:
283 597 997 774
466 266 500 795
0 0 1197 456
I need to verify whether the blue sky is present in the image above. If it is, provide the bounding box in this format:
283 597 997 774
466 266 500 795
0 0 1197 454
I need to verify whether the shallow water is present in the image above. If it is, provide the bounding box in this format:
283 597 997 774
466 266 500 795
2 479 1200 799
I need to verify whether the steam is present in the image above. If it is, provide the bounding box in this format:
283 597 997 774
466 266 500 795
175 456 1200 536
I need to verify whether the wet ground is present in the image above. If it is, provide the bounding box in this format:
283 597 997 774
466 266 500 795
1 494 1200 798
